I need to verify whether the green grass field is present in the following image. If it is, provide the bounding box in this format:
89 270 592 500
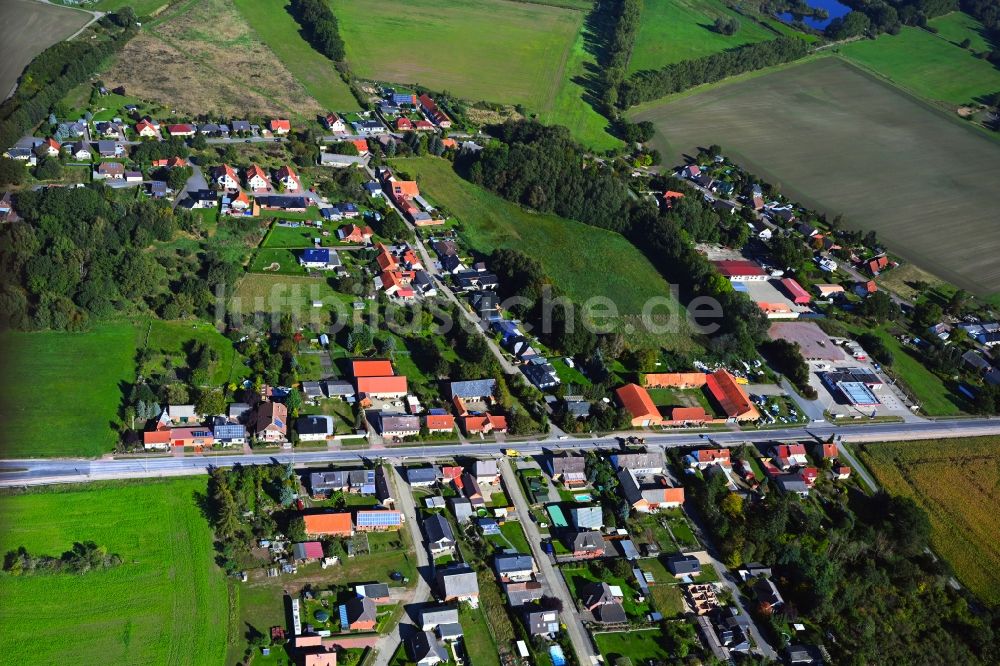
858 437 1000 605
94 0 170 15
594 629 672 663
930 11 994 52
337 0 583 111
629 0 778 73
391 157 696 349
0 323 136 458
232 0 359 111
145 319 251 386
536 21 622 151
0 479 229 664
838 21 1000 105
632 56 1000 296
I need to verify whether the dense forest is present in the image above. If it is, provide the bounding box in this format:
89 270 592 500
0 186 239 331
688 463 1000 664
0 9 137 151
288 0 346 62
618 36 811 108
459 120 770 362
828 0 957 38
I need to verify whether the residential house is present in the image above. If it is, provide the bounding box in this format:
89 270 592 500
666 554 701 577
437 565 479 602
299 248 342 270
292 541 324 561
449 378 496 402
615 384 662 427
69 141 92 160
185 189 217 209
460 414 508 436
549 453 586 487
167 123 196 137
303 513 353 537
424 413 455 434
406 466 442 487
525 610 559 637
357 376 408 399
355 510 403 531
95 161 125 180
97 140 125 158
323 113 346 132
690 448 732 469
449 497 474 523
473 459 499 486
460 472 484 506
423 513 455 555
231 120 252 134
276 164 301 191
776 474 810 497
296 415 332 442
753 577 784 612
407 630 448 666
420 605 459 631
135 119 158 137
243 164 269 191
214 164 240 190
341 597 377 631
213 423 247 447
773 443 808 470
254 401 288 442
521 357 560 390
611 451 664 475
494 554 535 583
338 224 374 244
570 531 605 559
355 583 391 603
418 94 452 128
269 119 291 135
377 412 420 438
617 468 684 513
570 506 602 531
580 582 627 624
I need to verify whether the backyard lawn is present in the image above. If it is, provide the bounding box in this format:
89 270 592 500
0 479 229 664
0 322 136 457
594 628 672 664
562 562 649 618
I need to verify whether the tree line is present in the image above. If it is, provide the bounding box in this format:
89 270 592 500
459 120 771 361
827 0 957 39
617 36 811 108
0 9 137 151
3 541 122 576
289 0 346 62
599 0 644 112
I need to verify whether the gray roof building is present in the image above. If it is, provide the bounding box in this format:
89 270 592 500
408 630 448 666
423 513 455 552
437 565 479 600
666 554 701 576
449 497 474 523
549 453 586 481
570 531 605 555
570 505 603 531
611 451 664 474
355 583 390 599
592 601 627 624
420 605 459 630
525 610 559 636
494 553 534 579
407 466 442 486
449 378 496 400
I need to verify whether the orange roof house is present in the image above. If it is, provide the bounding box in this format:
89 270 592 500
425 414 455 433
666 406 710 425
304 651 337 666
643 373 707 389
391 180 420 199
395 117 413 131
705 370 759 422
269 119 291 134
695 448 731 467
245 164 269 190
352 359 395 377
441 138 457 149
817 442 838 459
615 384 662 427
303 513 353 537
357 375 408 397
664 191 685 208
143 430 171 449
351 138 369 155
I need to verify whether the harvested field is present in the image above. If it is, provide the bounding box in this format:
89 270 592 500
857 437 1000 605
632 56 1000 297
337 0 584 112
0 0 92 99
106 0 322 117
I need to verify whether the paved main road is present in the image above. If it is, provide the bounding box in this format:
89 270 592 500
2 418 999 487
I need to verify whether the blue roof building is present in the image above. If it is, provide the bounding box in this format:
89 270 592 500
355 510 403 530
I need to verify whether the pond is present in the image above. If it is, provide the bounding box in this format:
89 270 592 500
778 0 852 30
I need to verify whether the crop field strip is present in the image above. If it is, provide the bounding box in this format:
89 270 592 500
632 56 1000 296
858 437 1000 605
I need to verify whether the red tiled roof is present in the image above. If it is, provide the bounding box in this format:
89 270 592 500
396 117 413 130
246 164 267 181
696 448 730 462
298 541 324 559
705 370 759 420
669 406 709 421
713 260 766 278
304 513 353 536
780 277 810 303
615 384 661 423
352 359 395 377
425 414 455 431
269 119 291 132
357 375 408 395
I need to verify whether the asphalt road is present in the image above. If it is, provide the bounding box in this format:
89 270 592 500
3 418 998 487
